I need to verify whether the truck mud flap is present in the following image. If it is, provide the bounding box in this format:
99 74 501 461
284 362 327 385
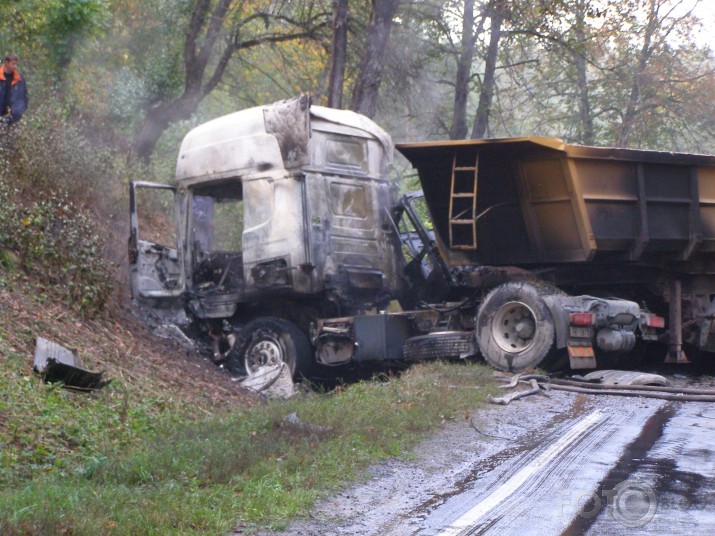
567 344 596 369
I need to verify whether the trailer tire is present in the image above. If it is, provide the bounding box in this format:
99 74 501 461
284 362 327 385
403 331 475 362
476 282 556 372
228 317 312 380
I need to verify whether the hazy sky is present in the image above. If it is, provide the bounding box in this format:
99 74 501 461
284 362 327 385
692 1 715 51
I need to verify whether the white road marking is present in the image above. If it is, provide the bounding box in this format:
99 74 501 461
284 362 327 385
438 409 605 536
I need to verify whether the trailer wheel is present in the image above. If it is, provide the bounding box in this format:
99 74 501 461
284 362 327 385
228 317 312 380
403 331 475 362
476 282 556 372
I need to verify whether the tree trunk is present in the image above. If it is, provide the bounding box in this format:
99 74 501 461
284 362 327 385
131 0 328 162
132 92 204 163
471 0 504 139
450 0 480 140
350 0 400 118
573 2 594 145
617 0 658 147
327 0 349 108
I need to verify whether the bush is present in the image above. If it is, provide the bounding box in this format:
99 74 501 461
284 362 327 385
0 98 127 210
0 182 114 316
0 98 144 316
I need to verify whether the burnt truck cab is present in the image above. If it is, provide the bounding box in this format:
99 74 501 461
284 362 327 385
129 96 406 376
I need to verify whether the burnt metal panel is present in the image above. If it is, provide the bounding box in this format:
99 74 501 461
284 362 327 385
34 338 108 390
263 95 311 169
353 314 411 362
241 175 313 295
303 168 403 307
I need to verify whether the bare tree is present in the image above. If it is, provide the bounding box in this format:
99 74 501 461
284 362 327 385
616 0 659 147
450 0 483 139
471 0 505 139
132 0 329 162
327 0 349 108
573 0 595 144
350 0 401 118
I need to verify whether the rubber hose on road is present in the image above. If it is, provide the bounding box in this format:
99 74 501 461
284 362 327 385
544 383 715 402
551 378 715 396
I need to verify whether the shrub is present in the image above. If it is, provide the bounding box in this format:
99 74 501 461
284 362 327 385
0 182 114 316
0 97 144 315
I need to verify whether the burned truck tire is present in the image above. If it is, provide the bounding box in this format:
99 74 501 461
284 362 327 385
476 282 556 372
403 331 475 362
228 317 312 380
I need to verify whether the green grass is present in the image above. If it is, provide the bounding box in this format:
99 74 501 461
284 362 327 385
0 347 190 488
0 358 497 535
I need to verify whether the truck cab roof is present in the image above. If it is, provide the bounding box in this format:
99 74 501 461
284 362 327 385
176 95 394 188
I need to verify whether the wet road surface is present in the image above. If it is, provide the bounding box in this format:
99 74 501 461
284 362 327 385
254 374 715 536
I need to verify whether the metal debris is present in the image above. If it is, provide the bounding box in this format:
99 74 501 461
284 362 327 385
544 382 715 402
578 369 670 387
488 379 541 405
239 362 295 399
152 323 196 353
33 337 109 391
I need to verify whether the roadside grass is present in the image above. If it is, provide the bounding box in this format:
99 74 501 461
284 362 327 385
0 359 498 534
0 347 193 487
0 271 252 489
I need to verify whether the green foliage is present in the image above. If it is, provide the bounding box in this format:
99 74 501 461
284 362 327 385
0 100 145 316
0 0 107 80
41 0 109 72
0 249 20 271
0 361 498 534
0 186 114 316
0 349 166 487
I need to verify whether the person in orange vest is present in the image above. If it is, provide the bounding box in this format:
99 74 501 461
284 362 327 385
0 53 28 126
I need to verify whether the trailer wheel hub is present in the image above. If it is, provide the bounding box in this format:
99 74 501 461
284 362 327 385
492 301 537 353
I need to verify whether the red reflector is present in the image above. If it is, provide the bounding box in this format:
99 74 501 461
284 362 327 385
646 315 665 328
569 312 594 326
568 345 595 358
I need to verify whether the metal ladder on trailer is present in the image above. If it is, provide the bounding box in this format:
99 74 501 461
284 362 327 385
448 151 479 250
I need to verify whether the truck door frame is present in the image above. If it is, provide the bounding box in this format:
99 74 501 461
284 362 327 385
128 181 186 310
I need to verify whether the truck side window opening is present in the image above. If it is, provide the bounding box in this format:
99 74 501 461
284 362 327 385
136 187 177 249
330 183 368 219
191 187 244 291
326 138 367 172
191 192 243 253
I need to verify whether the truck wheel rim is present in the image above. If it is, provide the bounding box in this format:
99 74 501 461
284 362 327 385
492 301 537 354
245 336 283 375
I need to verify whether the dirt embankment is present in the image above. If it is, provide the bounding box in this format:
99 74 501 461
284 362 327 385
0 280 255 409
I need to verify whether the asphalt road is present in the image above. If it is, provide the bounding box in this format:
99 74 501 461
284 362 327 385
254 373 715 536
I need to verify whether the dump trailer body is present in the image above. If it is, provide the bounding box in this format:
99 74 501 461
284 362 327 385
397 138 715 272
397 137 715 366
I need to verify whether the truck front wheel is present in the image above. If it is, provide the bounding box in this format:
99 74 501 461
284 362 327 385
228 317 312 380
476 282 556 372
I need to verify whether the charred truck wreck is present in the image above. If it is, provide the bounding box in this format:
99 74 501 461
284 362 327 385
129 95 715 377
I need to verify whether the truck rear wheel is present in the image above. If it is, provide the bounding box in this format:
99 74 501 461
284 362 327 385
476 282 556 372
228 317 312 380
